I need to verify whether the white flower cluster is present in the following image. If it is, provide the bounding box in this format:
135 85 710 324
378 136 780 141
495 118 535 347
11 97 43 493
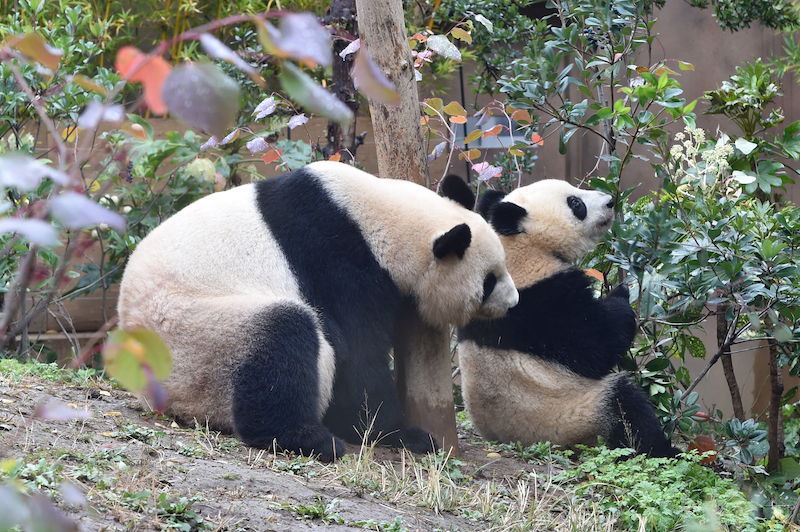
668 125 736 197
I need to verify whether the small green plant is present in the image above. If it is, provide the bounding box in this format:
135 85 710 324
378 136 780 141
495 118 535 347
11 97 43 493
286 496 344 524
157 493 206 531
558 446 759 531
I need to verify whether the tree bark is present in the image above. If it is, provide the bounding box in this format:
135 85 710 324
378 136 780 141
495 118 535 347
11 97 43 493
353 0 431 187
767 336 785 472
717 306 744 420
355 0 458 454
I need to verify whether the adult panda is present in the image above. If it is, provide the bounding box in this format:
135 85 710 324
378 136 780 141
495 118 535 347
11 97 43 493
118 161 518 462
441 175 679 458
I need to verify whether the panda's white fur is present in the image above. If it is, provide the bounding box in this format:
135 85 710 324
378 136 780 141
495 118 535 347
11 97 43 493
444 177 678 457
119 161 518 461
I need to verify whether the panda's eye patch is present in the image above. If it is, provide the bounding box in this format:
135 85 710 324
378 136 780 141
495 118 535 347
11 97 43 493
482 272 497 304
567 196 587 221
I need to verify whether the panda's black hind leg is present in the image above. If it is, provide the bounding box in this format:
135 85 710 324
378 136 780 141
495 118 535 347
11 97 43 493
232 304 344 462
605 376 681 458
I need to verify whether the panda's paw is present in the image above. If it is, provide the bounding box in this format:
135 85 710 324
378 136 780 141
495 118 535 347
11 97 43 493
398 427 438 455
608 284 630 300
314 436 347 463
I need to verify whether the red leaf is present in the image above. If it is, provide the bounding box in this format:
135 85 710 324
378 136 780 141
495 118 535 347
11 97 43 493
688 435 717 464
530 133 544 146
115 46 171 115
261 149 283 165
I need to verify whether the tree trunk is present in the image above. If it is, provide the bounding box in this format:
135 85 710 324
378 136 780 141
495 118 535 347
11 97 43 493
767 336 785 472
322 0 362 160
355 0 458 454
353 0 431 187
717 306 744 420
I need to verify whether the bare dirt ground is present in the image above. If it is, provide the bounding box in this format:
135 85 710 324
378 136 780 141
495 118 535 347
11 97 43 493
0 368 555 532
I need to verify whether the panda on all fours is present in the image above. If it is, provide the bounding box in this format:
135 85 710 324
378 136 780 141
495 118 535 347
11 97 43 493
117 161 519 462
441 175 680 458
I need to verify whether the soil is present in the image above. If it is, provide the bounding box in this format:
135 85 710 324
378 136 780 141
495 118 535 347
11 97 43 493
0 371 553 532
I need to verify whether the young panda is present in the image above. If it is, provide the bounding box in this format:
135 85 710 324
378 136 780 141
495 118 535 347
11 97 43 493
441 175 679 458
118 161 518 462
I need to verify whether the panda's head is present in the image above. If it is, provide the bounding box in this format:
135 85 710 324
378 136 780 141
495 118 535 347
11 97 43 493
441 176 614 289
479 179 614 287
416 216 519 327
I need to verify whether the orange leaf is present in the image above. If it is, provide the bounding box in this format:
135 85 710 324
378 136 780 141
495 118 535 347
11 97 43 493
115 46 171 115
449 115 467 124
5 32 62 70
261 149 283 165
329 152 342 162
530 133 544 146
510 108 531 124
482 124 503 138
635 66 649 73
584 269 604 281
412 33 428 42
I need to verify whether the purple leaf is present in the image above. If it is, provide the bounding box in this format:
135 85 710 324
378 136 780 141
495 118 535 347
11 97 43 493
60 483 87 508
474 107 491 128
246 137 269 154
0 218 58 246
287 114 308 129
34 402 92 421
253 96 277 120
220 130 240 145
428 141 447 162
49 192 126 232
268 13 332 69
0 153 70 190
339 38 360 59
280 62 353 126
476 164 503 181
426 35 461 62
352 49 401 106
199 33 256 75
199 135 219 152
77 102 124 129
142 364 169 413
161 62 240 138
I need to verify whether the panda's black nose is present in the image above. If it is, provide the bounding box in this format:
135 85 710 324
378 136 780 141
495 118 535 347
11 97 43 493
606 198 614 209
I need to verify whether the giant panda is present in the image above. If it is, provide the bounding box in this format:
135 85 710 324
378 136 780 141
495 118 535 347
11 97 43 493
118 161 519 462
440 175 679 458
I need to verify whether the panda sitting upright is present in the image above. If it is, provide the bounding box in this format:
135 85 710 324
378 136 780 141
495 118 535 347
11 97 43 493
441 175 679 458
118 162 519 462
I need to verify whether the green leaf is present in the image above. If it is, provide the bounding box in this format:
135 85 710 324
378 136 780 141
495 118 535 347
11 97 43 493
280 62 353 126
103 328 172 394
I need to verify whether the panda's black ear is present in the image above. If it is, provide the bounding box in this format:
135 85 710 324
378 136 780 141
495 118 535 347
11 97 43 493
477 189 507 219
433 223 472 259
440 175 475 210
489 201 527 236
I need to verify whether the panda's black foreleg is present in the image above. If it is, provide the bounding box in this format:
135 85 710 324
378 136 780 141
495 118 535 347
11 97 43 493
322 359 436 455
604 376 682 458
232 305 345 462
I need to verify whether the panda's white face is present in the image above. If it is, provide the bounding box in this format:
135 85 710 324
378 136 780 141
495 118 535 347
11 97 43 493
488 180 614 288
